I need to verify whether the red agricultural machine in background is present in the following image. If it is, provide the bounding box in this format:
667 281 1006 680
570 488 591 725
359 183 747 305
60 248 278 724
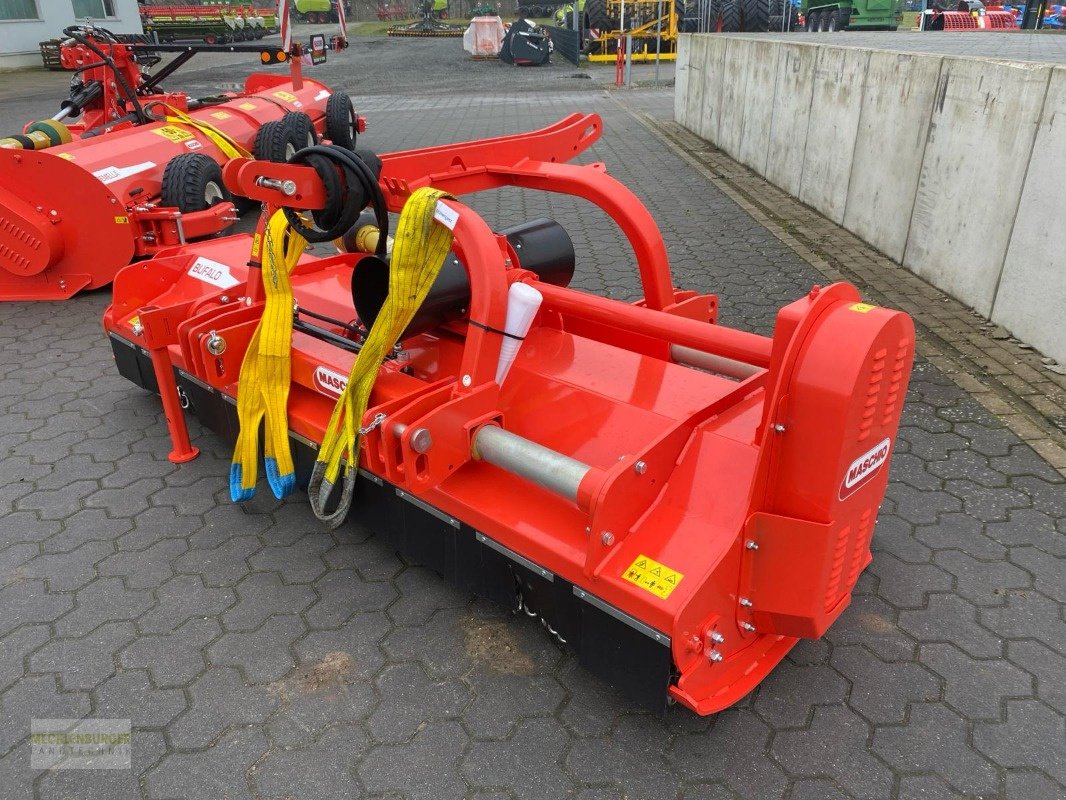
103 112 915 713
0 25 358 301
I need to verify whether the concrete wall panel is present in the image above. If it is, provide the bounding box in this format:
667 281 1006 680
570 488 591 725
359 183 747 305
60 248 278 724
904 58 1050 316
675 35 692 129
696 34 730 146
844 51 943 263
992 65 1066 361
798 46 870 224
734 39 782 173
764 43 818 199
717 38 756 163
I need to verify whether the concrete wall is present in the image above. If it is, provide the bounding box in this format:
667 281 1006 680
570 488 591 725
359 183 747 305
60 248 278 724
676 34 1065 366
0 0 143 69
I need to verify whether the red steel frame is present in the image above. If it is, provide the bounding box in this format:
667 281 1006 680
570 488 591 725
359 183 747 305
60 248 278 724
104 113 915 714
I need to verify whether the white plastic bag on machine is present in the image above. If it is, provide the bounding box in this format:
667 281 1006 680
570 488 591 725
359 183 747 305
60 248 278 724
463 16 507 57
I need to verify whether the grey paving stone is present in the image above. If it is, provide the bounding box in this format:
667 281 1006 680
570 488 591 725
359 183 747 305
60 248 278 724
0 675 90 755
253 724 367 799
97 538 186 589
167 667 279 750
0 625 49 694
360 720 469 800
208 614 306 684
145 727 266 800
973 699 1066 785
1008 640 1066 715
459 665 566 740
933 549 1032 606
137 574 234 635
463 718 576 800
247 533 332 585
868 553 954 609
980 590 1066 648
896 774 969 800
119 615 220 688
37 729 167 800
898 594 1003 659
831 645 940 725
920 642 1033 720
872 703 1000 796
305 569 399 629
752 663 849 728
173 535 262 587
1004 770 1066 800
1008 546 1066 602
93 670 187 729
29 621 134 691
0 579 73 638
368 662 471 744
293 611 391 681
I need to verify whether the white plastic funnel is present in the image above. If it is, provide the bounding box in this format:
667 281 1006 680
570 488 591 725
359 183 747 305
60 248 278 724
495 282 543 385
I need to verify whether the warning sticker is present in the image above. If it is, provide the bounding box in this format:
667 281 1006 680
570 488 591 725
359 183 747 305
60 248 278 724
152 125 194 143
57 153 75 161
210 111 232 120
433 200 459 231
238 102 257 111
114 216 128 224
273 90 298 103
623 554 684 600
849 302 877 313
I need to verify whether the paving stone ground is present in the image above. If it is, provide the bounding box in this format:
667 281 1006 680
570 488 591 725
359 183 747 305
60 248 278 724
0 36 1064 800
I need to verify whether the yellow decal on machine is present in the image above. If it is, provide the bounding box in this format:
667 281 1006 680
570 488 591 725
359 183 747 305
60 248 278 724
210 111 232 120
114 216 128 224
251 233 262 259
273 90 298 103
238 102 257 111
57 152 75 161
623 554 683 600
152 125 194 143
849 302 877 313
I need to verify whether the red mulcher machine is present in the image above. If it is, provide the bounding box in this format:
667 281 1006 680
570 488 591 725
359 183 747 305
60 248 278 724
0 24 358 300
103 114 915 713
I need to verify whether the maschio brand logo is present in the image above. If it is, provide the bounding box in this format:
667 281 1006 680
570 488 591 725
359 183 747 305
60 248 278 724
313 366 348 397
840 437 891 500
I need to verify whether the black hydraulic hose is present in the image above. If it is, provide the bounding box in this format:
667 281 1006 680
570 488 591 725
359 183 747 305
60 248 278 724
62 26 149 126
280 145 389 251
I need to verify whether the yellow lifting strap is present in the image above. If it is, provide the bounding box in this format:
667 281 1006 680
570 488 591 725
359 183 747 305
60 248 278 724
160 104 253 160
230 210 307 502
308 186 456 528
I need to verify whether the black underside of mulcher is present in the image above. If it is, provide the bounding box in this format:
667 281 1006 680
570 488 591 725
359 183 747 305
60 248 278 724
110 333 674 711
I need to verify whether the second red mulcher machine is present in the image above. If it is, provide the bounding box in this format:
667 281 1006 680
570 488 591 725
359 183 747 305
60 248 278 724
103 115 915 714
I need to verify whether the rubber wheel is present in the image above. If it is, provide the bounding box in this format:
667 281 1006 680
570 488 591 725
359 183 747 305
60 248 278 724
835 7 850 27
720 0 742 31
161 153 229 214
254 120 301 163
742 0 769 30
805 9 819 29
584 0 617 32
769 13 782 28
818 10 831 30
826 10 837 29
325 93 357 150
281 111 317 150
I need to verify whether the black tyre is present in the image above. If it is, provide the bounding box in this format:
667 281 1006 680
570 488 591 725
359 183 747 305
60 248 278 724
742 0 769 29
818 8 831 29
826 8 837 29
769 13 782 28
584 0 617 32
161 153 229 214
720 0 742 30
835 7 849 27
325 93 357 150
805 9 819 29
281 111 317 150
254 120 301 163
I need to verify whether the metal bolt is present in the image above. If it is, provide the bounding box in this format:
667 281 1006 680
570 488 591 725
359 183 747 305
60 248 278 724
708 650 723 663
219 295 230 304
739 597 753 608
773 424 786 433
741 622 756 632
461 374 472 387
205 331 226 356
600 531 615 547
745 539 759 550
634 460 647 475
709 631 724 644
131 321 143 336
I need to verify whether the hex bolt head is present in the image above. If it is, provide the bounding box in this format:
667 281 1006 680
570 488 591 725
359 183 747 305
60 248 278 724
600 531 615 546
708 650 724 662
709 631 725 644
634 460 647 475
739 597 753 608
745 539 759 550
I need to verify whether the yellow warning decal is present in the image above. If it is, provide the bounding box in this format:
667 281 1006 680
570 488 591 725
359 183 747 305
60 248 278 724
57 152 75 161
210 111 232 120
152 125 194 143
623 554 684 600
128 315 139 330
849 302 877 313
114 216 129 224
273 90 298 103
238 102 257 111
251 233 262 260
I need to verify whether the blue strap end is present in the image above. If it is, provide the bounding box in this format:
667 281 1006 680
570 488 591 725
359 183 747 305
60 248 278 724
265 457 295 500
230 464 255 503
